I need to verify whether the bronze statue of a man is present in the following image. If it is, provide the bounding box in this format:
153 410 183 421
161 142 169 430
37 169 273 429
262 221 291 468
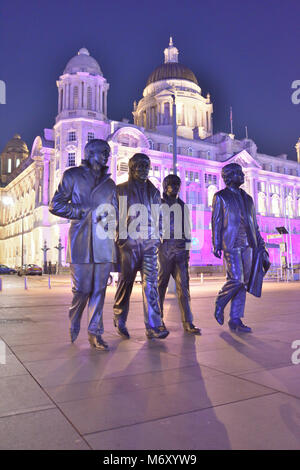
49 139 117 350
158 174 201 334
212 163 269 332
113 153 169 340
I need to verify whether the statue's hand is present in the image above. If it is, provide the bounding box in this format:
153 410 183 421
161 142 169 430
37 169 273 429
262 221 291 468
213 249 222 259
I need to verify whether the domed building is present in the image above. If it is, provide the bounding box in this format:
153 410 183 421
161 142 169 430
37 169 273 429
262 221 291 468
133 38 213 139
0 134 29 185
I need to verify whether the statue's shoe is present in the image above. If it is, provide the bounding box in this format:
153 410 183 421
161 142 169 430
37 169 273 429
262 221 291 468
69 323 80 343
183 322 201 335
228 319 252 333
214 305 224 325
146 326 169 339
113 318 130 339
88 333 109 350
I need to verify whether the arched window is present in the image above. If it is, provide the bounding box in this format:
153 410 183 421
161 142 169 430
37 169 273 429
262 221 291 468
187 147 193 156
271 194 280 217
258 192 266 215
168 143 173 153
298 199 300 217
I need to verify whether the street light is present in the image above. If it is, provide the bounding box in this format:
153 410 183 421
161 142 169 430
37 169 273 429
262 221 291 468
171 93 177 176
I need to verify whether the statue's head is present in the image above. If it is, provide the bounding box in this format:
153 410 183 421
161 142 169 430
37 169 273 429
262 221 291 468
221 163 244 188
83 139 110 172
129 153 150 182
163 174 181 198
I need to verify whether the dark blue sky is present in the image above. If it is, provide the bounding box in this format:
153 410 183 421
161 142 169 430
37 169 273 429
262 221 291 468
0 0 299 160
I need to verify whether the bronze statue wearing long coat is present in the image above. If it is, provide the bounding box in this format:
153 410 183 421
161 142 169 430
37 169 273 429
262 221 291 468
49 139 117 350
212 163 270 332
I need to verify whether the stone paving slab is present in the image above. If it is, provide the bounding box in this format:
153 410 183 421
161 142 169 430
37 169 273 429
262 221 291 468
0 374 55 418
0 408 90 450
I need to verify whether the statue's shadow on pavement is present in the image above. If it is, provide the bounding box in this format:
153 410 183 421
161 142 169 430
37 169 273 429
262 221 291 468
219 330 300 441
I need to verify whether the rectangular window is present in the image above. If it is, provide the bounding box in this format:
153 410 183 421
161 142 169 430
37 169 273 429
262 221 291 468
205 173 217 187
87 132 94 142
7 158 12 173
68 152 76 167
68 131 76 142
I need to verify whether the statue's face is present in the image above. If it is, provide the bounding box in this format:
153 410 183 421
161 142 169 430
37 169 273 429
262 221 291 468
87 143 110 172
229 167 244 187
131 159 150 182
165 179 181 197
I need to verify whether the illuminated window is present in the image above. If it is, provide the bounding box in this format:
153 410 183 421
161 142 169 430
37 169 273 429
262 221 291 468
68 152 76 167
207 184 218 207
271 194 280 217
16 158 20 168
285 195 293 218
7 158 12 173
205 173 217 187
258 192 266 215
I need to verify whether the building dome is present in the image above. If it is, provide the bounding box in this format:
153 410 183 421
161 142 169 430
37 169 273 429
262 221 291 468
3 134 29 154
63 48 103 76
146 62 198 86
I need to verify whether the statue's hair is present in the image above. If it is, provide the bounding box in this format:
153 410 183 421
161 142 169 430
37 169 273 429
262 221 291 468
128 153 150 175
221 163 243 186
163 174 181 193
83 139 110 161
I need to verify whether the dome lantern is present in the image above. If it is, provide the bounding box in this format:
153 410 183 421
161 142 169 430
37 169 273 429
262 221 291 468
56 47 110 122
164 36 179 64
133 38 213 140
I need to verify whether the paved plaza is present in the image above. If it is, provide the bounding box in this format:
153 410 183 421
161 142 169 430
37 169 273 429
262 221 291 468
0 274 300 450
